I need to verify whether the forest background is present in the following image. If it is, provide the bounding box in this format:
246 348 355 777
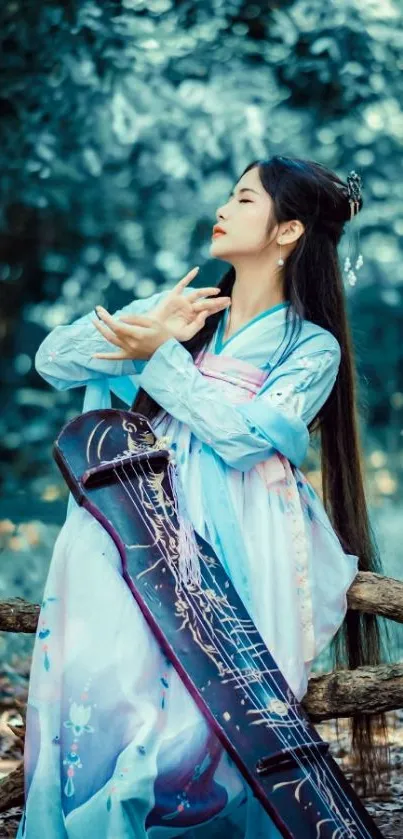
0 0 403 816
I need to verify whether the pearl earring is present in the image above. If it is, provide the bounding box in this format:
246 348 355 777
277 241 285 266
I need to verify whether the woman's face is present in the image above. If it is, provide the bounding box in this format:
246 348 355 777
209 166 275 262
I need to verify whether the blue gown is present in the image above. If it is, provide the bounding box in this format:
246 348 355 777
17 291 359 838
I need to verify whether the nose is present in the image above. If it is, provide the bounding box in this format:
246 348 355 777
216 204 228 222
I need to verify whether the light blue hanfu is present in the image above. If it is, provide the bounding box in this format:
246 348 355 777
17 289 359 838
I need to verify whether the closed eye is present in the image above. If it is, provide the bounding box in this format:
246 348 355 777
239 199 252 203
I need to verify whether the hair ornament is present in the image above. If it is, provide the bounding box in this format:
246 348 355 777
343 169 364 287
346 170 362 219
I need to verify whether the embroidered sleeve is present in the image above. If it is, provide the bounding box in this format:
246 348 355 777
259 349 340 427
34 289 171 390
138 333 341 470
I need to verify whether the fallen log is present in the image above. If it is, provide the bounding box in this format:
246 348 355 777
348 571 403 623
0 764 23 813
0 598 39 633
302 663 403 721
1 571 403 634
1 663 401 723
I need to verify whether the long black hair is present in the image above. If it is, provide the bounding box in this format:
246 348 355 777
131 155 389 792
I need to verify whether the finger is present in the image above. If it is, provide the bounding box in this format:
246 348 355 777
91 351 131 360
186 287 221 303
194 311 208 330
94 308 124 335
92 319 126 348
117 314 156 329
192 298 231 313
192 296 231 309
96 308 151 336
173 266 200 292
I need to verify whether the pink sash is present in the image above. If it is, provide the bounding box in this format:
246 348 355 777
195 350 267 401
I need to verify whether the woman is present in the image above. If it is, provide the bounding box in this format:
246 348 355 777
18 156 386 838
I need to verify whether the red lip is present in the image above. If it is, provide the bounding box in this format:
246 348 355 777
212 226 227 237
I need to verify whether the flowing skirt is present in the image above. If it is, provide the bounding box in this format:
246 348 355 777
17 505 283 839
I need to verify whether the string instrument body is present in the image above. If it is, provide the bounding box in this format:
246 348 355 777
53 408 383 839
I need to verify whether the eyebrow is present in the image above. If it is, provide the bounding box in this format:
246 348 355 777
228 187 261 198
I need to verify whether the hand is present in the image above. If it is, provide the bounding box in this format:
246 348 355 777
91 309 173 361
118 266 231 343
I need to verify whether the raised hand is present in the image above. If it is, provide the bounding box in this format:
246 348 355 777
90 267 232 361
119 267 231 343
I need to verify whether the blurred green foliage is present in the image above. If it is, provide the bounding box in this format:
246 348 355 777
0 0 403 511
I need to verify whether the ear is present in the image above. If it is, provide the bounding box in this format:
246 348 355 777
280 219 305 245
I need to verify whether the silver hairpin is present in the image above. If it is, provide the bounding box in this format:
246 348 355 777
343 170 364 286
346 170 362 220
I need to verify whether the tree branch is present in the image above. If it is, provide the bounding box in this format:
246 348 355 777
1 571 403 634
347 571 403 623
0 764 24 813
0 598 40 633
302 663 403 721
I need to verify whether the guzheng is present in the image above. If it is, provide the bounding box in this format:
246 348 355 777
53 408 383 839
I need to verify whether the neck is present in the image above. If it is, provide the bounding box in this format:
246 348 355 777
228 255 286 320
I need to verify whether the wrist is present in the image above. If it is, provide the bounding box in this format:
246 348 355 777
149 332 174 359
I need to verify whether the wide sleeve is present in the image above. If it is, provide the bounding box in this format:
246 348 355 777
138 331 341 470
34 289 173 391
